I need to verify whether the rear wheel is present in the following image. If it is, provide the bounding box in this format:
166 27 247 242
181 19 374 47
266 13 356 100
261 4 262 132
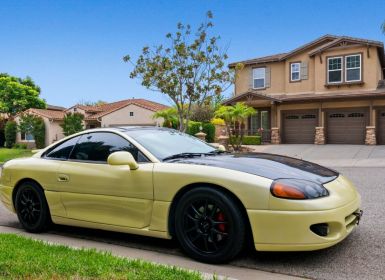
174 187 246 263
14 182 51 233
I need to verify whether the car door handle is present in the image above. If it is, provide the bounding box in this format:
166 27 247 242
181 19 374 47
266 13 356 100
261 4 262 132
57 174 69 182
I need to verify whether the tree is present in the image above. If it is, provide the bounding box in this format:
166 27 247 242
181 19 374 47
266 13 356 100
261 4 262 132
4 121 17 148
78 99 107 106
60 113 84 136
215 103 256 151
124 11 236 132
18 114 46 148
153 107 178 128
0 73 46 118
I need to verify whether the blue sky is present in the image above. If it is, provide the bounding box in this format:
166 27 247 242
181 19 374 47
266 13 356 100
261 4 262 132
1 0 384 107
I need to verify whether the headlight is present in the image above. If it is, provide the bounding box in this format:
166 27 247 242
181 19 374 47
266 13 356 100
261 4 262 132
270 178 329 200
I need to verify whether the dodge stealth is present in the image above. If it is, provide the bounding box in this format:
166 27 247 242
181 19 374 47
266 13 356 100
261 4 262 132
0 127 362 263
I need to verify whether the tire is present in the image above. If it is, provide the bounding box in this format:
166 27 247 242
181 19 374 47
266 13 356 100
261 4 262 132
14 181 51 233
174 187 246 263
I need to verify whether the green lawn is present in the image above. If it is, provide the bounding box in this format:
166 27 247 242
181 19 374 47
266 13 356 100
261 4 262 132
0 148 33 163
0 234 202 280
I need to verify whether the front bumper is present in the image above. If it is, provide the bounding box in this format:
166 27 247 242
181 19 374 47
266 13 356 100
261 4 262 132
0 185 15 213
247 196 361 251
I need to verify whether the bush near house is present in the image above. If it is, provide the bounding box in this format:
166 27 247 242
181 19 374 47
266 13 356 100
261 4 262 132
230 135 262 145
4 121 17 148
18 114 46 149
0 234 202 280
186 121 215 143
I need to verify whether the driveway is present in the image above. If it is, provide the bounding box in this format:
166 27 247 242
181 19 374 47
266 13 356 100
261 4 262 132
248 144 385 167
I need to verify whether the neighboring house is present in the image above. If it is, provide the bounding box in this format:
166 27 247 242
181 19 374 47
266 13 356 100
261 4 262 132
225 34 385 145
15 98 169 147
15 105 66 148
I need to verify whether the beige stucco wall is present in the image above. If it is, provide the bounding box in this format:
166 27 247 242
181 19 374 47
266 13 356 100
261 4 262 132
314 46 379 92
235 62 285 95
101 104 163 127
234 44 383 96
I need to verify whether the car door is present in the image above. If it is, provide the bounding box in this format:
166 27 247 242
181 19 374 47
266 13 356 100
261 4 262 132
56 132 154 229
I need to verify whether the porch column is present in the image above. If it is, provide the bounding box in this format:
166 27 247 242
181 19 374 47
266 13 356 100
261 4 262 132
271 102 280 144
315 105 325 145
365 104 376 145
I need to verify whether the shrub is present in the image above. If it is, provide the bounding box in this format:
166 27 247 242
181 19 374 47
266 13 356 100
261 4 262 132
186 121 216 143
61 113 84 136
18 114 46 148
32 117 45 148
210 118 225 125
190 105 215 123
5 121 17 148
202 123 215 143
13 143 28 149
230 135 261 145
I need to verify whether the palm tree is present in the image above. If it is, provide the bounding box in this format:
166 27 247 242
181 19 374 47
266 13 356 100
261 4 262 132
215 102 256 151
153 107 178 128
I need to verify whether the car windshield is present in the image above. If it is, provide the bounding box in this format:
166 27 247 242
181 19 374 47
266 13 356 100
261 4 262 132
125 129 217 160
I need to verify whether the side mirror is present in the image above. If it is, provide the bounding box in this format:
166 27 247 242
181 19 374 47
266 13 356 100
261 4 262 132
107 151 139 170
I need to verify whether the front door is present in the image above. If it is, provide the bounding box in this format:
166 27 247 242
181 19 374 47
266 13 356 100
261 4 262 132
56 132 153 228
249 109 271 142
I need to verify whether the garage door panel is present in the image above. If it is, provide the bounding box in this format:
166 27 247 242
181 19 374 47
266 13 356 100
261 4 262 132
377 111 385 144
282 111 317 144
326 110 367 144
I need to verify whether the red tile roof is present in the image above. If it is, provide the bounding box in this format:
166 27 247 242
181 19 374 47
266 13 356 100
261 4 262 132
26 108 66 120
84 99 170 120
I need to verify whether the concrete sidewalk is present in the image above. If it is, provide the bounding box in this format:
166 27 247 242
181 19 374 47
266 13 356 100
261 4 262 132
0 226 305 280
247 144 385 167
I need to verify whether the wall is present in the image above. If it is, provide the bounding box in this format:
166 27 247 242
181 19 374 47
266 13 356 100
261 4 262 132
234 44 383 96
101 104 163 127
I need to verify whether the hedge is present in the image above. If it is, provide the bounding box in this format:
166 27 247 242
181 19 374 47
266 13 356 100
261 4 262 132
186 121 215 143
230 135 261 145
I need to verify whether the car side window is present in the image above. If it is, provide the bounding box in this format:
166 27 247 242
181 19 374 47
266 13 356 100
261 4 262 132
44 136 81 160
69 132 149 163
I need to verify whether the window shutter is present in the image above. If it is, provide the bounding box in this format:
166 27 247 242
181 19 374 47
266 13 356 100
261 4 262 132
265 67 271 88
249 67 253 89
301 61 308 80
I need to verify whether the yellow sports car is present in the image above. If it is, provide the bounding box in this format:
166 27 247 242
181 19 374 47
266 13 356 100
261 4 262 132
0 127 362 263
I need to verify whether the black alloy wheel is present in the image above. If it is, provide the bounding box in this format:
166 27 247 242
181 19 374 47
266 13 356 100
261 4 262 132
15 182 51 233
174 187 246 263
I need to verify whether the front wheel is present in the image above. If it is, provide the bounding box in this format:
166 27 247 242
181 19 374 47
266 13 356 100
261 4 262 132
174 187 246 263
14 182 51 233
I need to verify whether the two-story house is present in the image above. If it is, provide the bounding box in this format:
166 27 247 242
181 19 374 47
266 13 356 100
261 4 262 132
225 35 385 145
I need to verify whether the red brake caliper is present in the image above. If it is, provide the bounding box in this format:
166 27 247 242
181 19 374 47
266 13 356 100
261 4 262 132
216 212 226 232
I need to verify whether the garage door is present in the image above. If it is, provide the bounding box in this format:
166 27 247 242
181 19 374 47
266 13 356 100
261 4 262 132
282 110 318 144
377 109 385 144
326 110 368 144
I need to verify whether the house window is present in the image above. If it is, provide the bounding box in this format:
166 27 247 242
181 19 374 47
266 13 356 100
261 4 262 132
327 57 342 83
253 68 265 89
345 54 361 82
290 62 301 81
21 133 34 141
129 112 134 117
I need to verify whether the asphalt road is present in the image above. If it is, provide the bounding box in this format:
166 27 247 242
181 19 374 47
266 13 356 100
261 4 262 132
1 167 384 280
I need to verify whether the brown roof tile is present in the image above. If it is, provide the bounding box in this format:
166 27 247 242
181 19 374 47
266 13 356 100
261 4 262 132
27 108 66 120
229 34 384 67
85 99 169 120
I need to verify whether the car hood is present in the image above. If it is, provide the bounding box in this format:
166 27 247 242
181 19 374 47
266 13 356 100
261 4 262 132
166 153 338 184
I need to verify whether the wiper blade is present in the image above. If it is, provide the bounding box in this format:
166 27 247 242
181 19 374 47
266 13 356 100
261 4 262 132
162 153 206 161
